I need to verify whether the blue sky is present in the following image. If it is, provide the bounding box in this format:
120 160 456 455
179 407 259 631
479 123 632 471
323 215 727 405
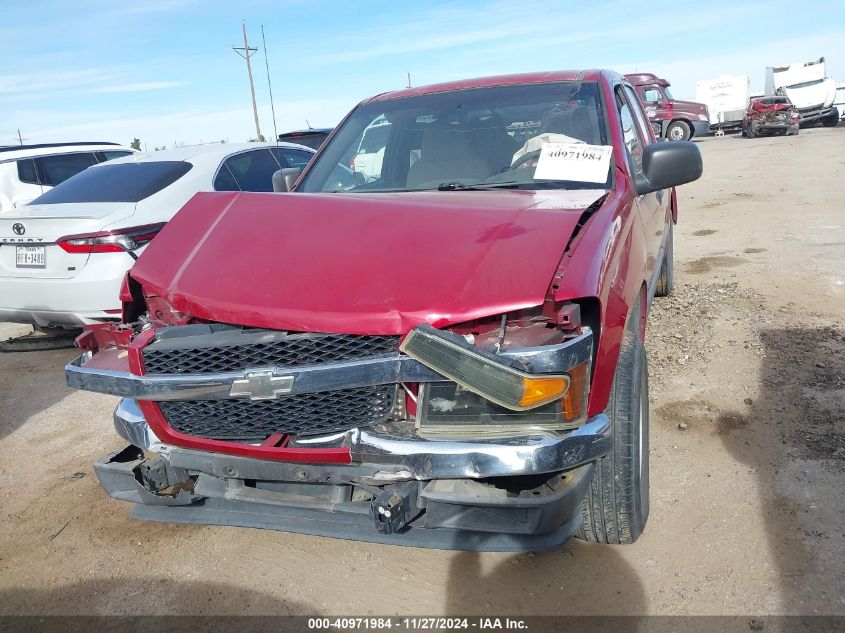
1 0 843 149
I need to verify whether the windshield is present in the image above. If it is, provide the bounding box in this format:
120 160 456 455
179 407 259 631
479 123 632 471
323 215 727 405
298 81 610 193
31 161 193 204
663 86 675 100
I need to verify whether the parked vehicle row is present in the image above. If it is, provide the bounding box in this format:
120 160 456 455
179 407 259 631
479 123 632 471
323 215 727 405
0 142 314 328
0 142 135 212
65 69 703 551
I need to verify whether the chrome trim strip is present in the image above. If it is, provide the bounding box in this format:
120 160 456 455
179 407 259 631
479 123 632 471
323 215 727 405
66 330 592 401
112 398 610 480
296 415 610 479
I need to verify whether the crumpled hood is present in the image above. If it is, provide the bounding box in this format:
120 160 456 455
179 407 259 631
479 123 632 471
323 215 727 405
131 189 606 334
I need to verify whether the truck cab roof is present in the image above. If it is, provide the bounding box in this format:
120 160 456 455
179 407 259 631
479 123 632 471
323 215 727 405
624 73 670 87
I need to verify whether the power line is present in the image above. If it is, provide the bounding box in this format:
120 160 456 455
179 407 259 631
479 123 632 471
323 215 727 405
260 25 279 145
232 20 263 142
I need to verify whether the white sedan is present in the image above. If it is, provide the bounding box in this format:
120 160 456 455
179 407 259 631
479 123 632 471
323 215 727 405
0 142 313 328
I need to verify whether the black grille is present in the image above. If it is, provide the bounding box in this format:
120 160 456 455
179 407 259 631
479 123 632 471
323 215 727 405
143 331 399 374
159 385 397 440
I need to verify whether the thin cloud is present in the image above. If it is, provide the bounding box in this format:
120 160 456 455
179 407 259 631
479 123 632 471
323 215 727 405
10 97 355 148
301 0 772 67
115 0 198 14
0 68 124 95
93 81 183 93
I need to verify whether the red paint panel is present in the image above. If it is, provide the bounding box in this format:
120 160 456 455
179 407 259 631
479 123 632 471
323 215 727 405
260 434 285 447
552 174 647 417
127 328 154 375
138 401 352 464
75 322 133 353
118 272 133 302
751 101 791 113
130 190 593 335
81 347 130 372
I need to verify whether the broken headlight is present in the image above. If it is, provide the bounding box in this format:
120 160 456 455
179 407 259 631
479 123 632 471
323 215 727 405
401 317 591 439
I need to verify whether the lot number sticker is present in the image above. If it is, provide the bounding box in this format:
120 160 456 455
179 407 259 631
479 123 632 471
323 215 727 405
534 142 613 184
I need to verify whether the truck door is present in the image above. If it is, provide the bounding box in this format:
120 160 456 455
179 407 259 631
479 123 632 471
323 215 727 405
641 84 669 121
617 85 668 294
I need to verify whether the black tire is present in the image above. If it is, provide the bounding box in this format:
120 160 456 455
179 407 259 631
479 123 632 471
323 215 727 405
822 113 839 128
576 298 650 544
654 222 674 298
665 120 691 141
745 126 756 139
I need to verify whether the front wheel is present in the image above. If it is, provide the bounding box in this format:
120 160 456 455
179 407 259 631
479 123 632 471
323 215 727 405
654 222 674 298
822 112 840 128
576 299 650 544
665 120 691 141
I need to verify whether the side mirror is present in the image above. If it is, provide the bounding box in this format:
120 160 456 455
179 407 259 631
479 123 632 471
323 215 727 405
272 167 301 193
635 141 702 195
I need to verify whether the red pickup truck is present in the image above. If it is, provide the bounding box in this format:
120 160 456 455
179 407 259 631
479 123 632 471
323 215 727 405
67 70 702 551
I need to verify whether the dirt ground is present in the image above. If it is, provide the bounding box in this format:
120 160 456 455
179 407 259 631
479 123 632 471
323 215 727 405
1 126 843 617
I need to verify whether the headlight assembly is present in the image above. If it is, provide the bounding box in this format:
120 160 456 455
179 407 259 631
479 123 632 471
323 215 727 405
400 323 592 438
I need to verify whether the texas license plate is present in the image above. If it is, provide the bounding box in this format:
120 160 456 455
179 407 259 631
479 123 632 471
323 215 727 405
16 246 46 268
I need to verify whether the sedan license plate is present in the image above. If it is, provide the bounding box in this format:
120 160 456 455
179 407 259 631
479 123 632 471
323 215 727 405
16 246 46 268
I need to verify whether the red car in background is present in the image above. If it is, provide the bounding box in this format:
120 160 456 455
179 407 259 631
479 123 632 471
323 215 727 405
66 70 702 551
742 96 800 138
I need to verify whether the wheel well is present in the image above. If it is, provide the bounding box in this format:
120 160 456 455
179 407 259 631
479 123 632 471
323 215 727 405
574 296 600 363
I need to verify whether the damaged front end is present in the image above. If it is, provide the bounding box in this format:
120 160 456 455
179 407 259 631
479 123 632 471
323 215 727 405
68 301 610 551
746 100 800 136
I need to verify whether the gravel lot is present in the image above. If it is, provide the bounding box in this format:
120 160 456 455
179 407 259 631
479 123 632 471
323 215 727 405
1 126 843 616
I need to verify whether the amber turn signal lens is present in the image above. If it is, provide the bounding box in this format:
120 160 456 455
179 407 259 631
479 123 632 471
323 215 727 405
519 376 570 408
561 362 589 422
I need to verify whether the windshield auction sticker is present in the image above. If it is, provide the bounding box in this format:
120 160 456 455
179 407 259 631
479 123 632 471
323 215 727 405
534 142 613 183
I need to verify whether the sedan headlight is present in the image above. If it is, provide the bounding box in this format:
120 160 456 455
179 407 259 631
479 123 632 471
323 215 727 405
400 322 591 438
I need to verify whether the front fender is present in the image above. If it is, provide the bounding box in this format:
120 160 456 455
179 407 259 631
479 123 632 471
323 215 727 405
553 173 648 417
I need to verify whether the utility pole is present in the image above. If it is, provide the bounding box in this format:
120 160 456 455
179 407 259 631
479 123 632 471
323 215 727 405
406 73 412 89
16 129 28 145
233 20 263 141
260 25 279 144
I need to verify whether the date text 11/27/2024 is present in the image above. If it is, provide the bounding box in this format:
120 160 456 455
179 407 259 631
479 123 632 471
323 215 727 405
307 617 529 630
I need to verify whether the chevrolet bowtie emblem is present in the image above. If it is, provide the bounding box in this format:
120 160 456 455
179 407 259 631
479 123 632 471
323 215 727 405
230 370 295 400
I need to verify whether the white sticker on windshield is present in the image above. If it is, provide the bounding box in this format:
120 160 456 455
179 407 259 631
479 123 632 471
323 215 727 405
533 142 613 184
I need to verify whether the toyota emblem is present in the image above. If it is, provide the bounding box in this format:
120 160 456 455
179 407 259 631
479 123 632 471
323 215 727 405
12 223 25 236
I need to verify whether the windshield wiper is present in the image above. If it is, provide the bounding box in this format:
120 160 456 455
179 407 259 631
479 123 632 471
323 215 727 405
436 182 522 191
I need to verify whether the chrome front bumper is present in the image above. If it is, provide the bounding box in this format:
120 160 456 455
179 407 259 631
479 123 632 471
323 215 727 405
97 400 609 551
114 399 610 481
